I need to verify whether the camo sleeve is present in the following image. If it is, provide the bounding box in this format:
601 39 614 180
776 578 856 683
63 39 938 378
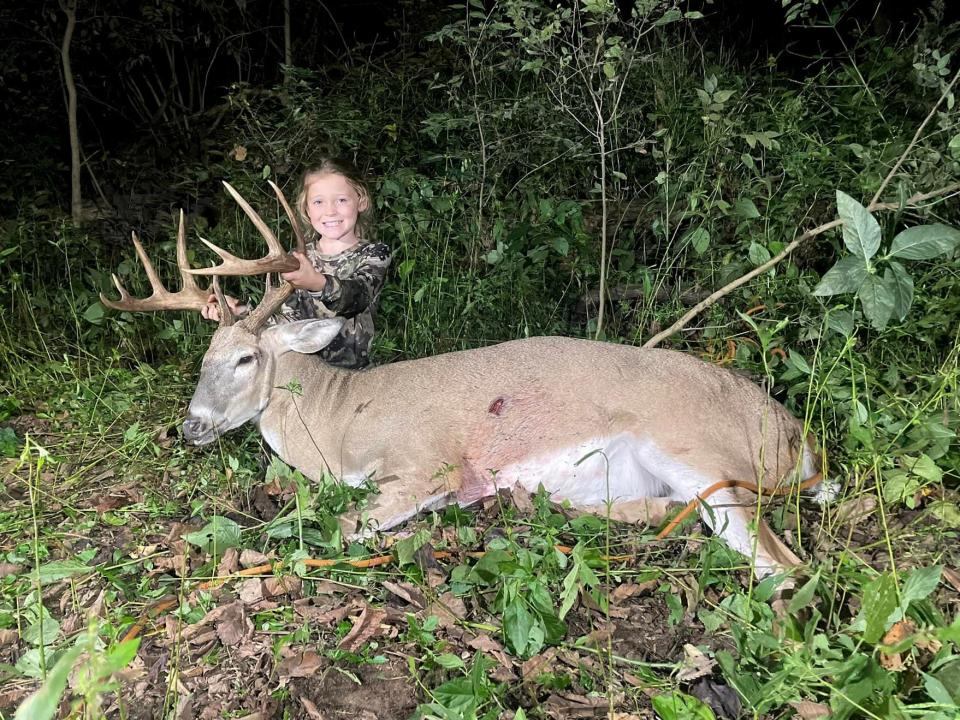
311 241 392 319
277 241 392 323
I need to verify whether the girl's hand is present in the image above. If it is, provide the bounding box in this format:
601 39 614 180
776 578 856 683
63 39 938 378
281 251 327 292
200 294 248 322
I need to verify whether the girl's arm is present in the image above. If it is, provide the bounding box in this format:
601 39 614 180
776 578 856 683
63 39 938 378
312 242 392 318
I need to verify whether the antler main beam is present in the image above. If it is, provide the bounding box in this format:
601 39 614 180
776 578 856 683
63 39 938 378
186 181 301 276
100 210 211 312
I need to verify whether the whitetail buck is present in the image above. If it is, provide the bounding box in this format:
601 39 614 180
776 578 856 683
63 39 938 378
103 183 824 577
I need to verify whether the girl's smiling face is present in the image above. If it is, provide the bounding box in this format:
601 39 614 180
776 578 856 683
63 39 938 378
304 172 368 250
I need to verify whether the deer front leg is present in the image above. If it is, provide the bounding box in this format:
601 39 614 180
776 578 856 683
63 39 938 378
339 470 459 539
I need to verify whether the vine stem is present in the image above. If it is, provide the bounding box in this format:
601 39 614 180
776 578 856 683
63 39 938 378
645 68 960 350
643 183 960 349
870 66 960 207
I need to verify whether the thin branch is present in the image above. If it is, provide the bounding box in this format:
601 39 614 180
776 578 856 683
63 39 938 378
869 66 960 206
643 183 960 349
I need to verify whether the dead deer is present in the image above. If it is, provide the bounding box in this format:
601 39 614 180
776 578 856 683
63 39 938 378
102 182 824 578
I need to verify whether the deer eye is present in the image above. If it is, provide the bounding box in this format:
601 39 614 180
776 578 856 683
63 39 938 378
237 354 255 366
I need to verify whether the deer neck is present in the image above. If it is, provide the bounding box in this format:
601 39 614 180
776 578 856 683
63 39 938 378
255 350 356 478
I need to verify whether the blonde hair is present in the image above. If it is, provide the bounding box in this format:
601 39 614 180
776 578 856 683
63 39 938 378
296 157 375 241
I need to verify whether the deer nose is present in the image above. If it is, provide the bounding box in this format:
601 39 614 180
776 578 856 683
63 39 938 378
182 417 209 444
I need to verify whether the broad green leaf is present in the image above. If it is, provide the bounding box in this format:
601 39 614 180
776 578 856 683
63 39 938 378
430 676 477 717
812 255 868 296
655 8 683 25
922 672 955 706
862 572 898 643
713 89 735 104
901 565 942 607
83 302 105 324
836 190 881 260
788 570 821 614
183 516 241 553
503 600 535 656
559 563 580 620
394 528 431 566
434 653 466 670
22 615 61 647
889 224 960 260
884 261 913 321
949 132 960 158
14 645 83 720
907 454 944 483
927 501 960 527
748 242 771 266
651 691 717 720
933 660 960 702
733 198 761 219
104 638 141 674
857 274 895 330
35 558 92 586
684 226 710 255
827 309 854 337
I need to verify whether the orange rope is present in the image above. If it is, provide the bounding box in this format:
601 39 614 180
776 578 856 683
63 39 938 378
120 469 825 642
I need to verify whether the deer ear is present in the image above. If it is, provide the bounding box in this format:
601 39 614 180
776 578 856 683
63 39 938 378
264 318 345 354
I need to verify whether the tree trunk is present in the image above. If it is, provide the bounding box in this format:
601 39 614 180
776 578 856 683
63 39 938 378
60 0 82 223
283 0 292 85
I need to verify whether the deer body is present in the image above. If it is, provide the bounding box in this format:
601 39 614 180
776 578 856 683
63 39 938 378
104 183 819 578
184 320 819 574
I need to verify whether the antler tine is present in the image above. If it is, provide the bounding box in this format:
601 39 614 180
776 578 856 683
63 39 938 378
240 281 295 332
268 179 307 255
185 181 299 276
100 225 210 312
212 276 236 328
175 209 206 296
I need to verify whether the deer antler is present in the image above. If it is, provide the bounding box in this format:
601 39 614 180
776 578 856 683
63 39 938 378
183 180 310 330
185 181 301 277
103 182 307 330
100 210 211 312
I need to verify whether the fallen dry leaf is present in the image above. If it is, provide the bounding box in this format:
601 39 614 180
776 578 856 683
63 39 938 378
788 700 831 719
240 549 272 568
238 579 264 605
610 580 658 603
424 592 466 629
510 485 535 513
264 575 302 598
382 580 426 609
834 496 877 525
880 619 916 671
298 695 326 720
216 547 240 577
943 567 960 592
467 634 513 669
278 650 323 681
215 602 254 646
338 604 388 653
676 643 715 682
522 648 558 681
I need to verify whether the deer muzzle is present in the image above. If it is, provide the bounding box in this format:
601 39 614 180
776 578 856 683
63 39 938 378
182 415 220 446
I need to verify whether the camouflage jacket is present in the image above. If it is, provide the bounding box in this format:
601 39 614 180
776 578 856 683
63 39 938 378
276 241 392 369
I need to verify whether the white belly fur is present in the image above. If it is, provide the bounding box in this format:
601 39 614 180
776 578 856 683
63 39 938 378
493 433 713 505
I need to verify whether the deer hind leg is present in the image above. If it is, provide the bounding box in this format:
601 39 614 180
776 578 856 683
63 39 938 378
686 486 800 577
640 446 799 577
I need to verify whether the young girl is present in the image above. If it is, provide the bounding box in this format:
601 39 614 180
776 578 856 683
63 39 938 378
202 158 392 369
